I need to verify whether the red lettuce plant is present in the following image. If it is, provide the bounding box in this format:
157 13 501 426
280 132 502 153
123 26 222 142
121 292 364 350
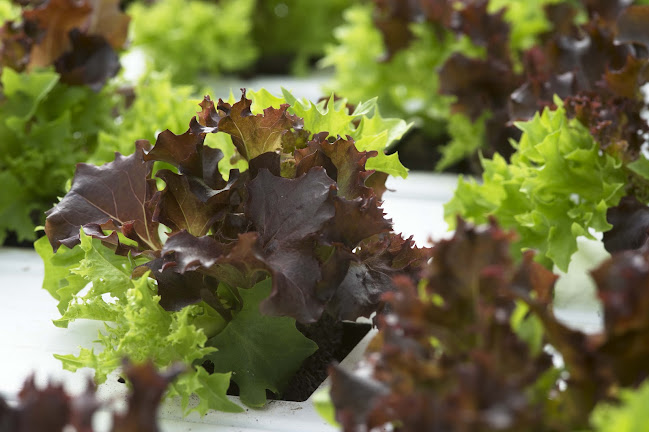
0 361 182 432
330 218 649 431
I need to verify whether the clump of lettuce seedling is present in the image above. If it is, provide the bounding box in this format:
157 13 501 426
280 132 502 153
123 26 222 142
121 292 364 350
36 88 428 413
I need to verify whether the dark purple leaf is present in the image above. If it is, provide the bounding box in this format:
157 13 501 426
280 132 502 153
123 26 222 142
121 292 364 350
144 129 225 190
45 140 161 251
54 29 120 91
246 168 337 322
295 134 377 200
111 361 183 432
217 90 304 161
603 196 649 253
154 170 231 237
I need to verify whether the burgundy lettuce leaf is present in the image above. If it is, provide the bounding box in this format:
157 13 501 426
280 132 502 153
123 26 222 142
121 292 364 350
0 362 176 432
20 0 129 82
54 29 120 91
191 95 223 134
45 140 162 251
326 233 429 321
323 197 391 249
111 361 184 432
295 133 377 200
328 364 389 430
603 196 649 253
134 256 216 312
161 231 268 295
144 128 225 190
43 87 408 327
439 53 519 122
217 90 305 161
246 168 337 322
330 220 558 430
564 93 648 160
583 0 634 22
332 216 649 430
153 169 232 237
547 20 628 91
603 55 649 99
22 0 93 68
372 0 419 61
451 0 510 60
615 4 649 48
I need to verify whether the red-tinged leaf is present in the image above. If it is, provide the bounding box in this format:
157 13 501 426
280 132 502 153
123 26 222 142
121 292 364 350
144 129 225 189
246 168 337 322
439 53 519 121
45 140 161 251
23 0 92 68
615 5 649 48
330 224 558 430
329 364 389 430
585 248 649 387
364 171 389 201
154 170 231 237
452 0 510 60
326 233 430 321
564 93 648 158
604 55 649 99
323 197 391 249
592 248 649 337
249 152 281 178
111 361 183 432
372 0 417 60
15 377 71 432
196 95 222 129
54 30 120 91
296 134 377 200
509 70 575 120
162 230 268 292
603 196 649 253
69 379 101 432
85 0 130 50
583 0 633 22
135 257 207 311
217 90 304 161
0 19 41 71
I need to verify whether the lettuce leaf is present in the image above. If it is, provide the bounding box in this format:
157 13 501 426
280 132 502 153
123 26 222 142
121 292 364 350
444 102 626 271
0 68 117 243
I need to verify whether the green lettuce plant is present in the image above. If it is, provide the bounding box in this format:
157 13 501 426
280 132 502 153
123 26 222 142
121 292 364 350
250 0 352 75
128 0 258 84
0 68 117 244
444 101 626 271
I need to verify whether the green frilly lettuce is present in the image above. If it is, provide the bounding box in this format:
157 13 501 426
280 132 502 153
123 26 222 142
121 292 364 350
36 232 317 414
444 101 626 271
0 68 116 243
